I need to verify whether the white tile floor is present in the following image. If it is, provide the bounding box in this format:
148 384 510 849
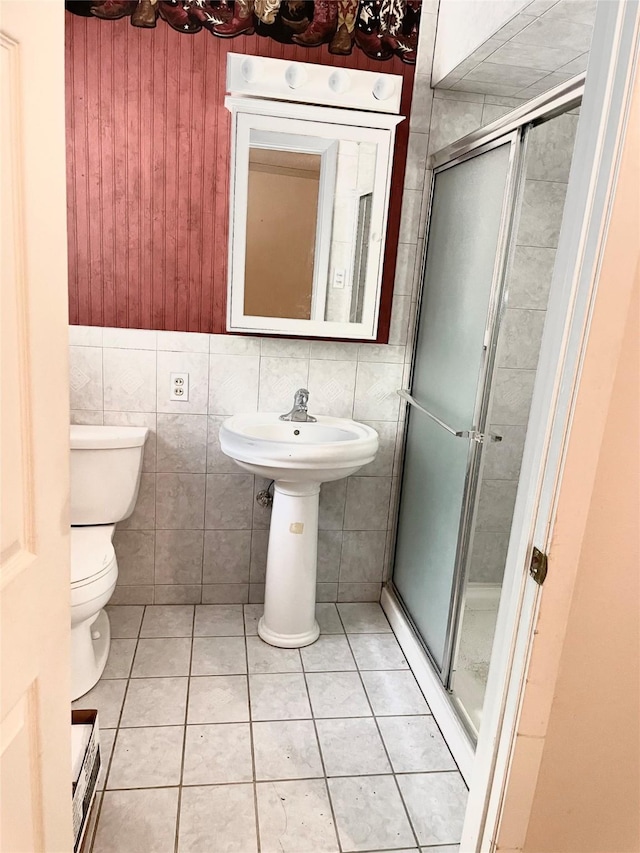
74 603 467 853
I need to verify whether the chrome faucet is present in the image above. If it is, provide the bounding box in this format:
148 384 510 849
279 388 317 423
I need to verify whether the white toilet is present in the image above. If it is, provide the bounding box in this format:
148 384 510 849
70 424 148 700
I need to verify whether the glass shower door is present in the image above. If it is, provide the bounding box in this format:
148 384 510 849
449 109 581 733
392 139 517 676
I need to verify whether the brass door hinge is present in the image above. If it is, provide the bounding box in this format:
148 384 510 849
529 546 548 586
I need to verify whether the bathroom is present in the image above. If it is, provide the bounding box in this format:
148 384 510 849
1 1 638 852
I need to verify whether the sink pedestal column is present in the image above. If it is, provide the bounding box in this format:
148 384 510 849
258 481 321 648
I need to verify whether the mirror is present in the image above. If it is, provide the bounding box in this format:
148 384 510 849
226 98 403 340
244 133 334 323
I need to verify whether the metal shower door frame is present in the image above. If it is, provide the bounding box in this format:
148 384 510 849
390 127 527 690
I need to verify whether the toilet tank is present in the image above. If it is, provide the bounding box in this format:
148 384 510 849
70 425 149 525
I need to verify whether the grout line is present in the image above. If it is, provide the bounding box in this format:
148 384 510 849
99 767 459 794
152 417 158 605
339 607 423 852
299 647 344 853
173 611 195 853
111 666 415 680
243 627 262 853
200 461 208 605
88 605 147 853
96 783 185 793
110 713 436 728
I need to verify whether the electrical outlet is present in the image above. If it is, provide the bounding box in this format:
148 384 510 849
170 372 189 402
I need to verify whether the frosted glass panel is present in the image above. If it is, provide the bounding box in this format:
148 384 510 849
449 111 579 735
393 142 512 673
394 411 470 668
413 144 512 427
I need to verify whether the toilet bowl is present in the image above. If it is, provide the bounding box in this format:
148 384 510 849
70 525 118 700
70 425 148 700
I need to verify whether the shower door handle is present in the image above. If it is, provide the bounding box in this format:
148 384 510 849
397 389 502 444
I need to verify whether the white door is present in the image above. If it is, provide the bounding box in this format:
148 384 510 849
0 1 71 851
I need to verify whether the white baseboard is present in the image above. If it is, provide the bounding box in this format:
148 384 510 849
381 585 476 784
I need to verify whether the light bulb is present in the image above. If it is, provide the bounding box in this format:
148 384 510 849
240 57 262 84
373 76 395 101
328 69 351 95
285 63 308 89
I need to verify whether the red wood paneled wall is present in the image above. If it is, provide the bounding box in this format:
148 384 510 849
65 12 414 337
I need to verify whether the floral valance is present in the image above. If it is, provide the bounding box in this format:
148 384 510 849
65 0 422 64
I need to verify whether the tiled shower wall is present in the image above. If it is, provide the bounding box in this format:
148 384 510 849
69 329 408 605
470 111 580 583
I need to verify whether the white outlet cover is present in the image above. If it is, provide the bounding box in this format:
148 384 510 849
170 372 189 402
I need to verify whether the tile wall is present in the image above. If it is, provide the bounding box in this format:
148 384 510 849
70 328 409 606
434 0 595 99
470 110 580 583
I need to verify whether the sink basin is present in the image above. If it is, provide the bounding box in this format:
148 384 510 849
219 413 378 483
220 412 379 649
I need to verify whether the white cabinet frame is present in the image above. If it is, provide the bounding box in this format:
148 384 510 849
225 97 403 340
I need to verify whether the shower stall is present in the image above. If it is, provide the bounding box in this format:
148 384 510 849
388 80 583 741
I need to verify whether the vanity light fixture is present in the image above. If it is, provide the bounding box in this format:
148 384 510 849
226 52 402 114
225 54 404 341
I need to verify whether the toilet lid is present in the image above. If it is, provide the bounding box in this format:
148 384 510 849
70 525 117 586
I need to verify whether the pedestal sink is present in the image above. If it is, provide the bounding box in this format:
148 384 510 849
220 413 378 648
